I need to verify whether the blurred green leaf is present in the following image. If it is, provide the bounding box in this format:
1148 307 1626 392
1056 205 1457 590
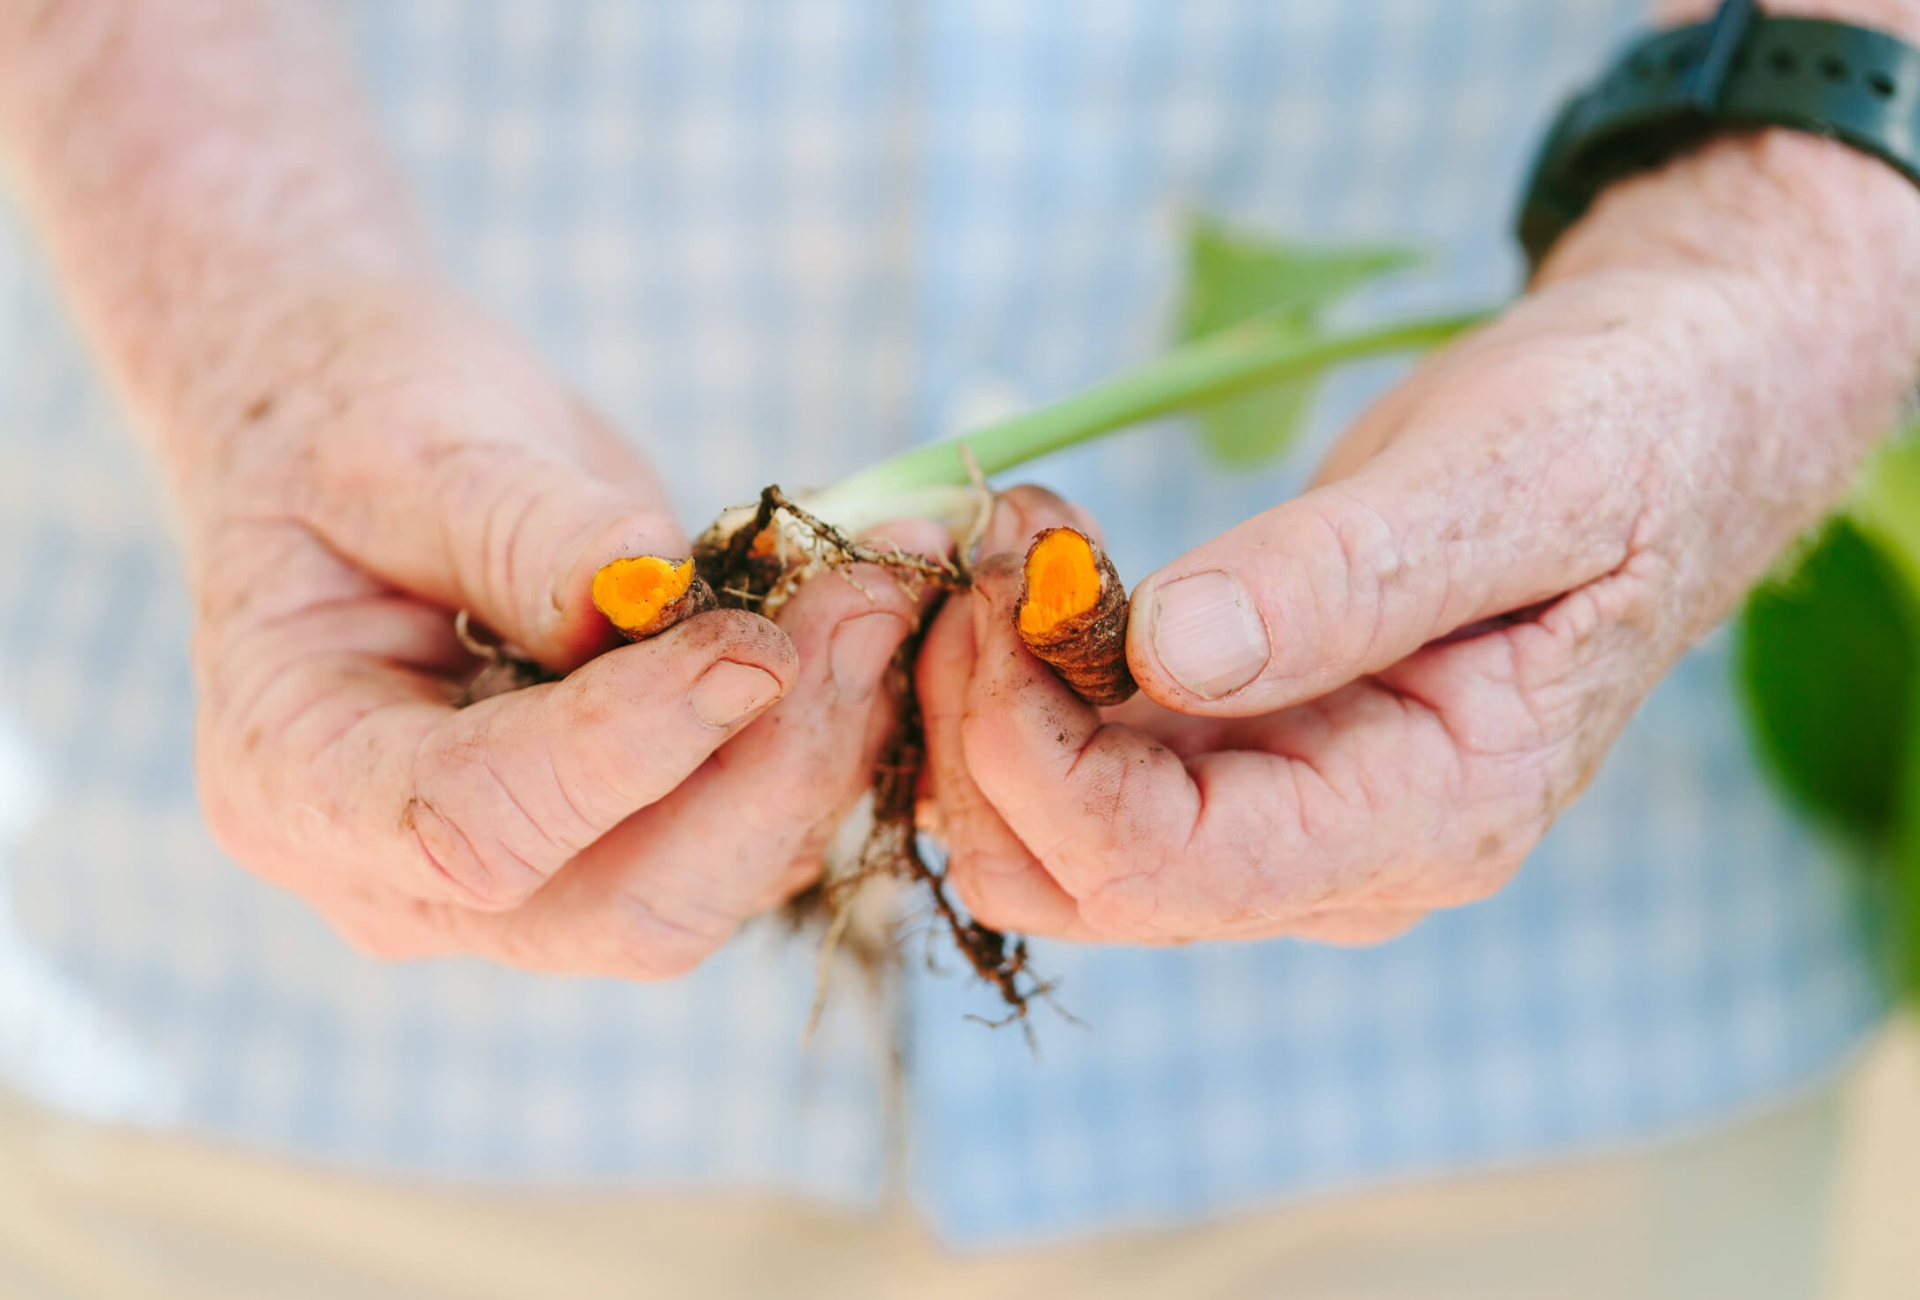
1737 518 1919 847
1178 217 1419 339
1856 428 1920 997
1737 424 1920 999
1895 699 1920 998
1175 216 1418 468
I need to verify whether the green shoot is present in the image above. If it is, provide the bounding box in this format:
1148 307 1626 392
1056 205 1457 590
804 308 1485 534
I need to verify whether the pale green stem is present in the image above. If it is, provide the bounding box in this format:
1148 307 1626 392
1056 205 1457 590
803 309 1489 528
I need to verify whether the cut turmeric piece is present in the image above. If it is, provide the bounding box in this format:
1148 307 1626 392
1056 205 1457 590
591 556 717 641
1013 527 1136 706
1018 528 1105 639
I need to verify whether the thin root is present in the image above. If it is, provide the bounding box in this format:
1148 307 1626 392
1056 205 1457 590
767 487 963 589
955 445 996 579
835 597 1067 1046
451 609 560 706
803 897 858 1046
722 492 1065 1040
461 484 1063 1039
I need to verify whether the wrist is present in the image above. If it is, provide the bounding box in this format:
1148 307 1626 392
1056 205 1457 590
164 276 495 509
1530 0 1920 448
166 275 672 498
1537 128 1920 452
170 271 444 460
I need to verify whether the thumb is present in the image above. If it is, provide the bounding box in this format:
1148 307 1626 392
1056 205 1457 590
286 294 693 670
405 447 686 671
1126 440 1638 716
320 402 688 671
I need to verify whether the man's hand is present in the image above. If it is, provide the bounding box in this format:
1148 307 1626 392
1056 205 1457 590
921 131 1920 946
1 2 930 978
184 284 921 976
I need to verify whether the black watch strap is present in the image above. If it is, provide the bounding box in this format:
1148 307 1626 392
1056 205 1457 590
1517 0 1920 271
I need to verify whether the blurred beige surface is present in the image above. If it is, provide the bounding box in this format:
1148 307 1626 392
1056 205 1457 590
1831 1014 1920 1299
0 1061 1860 1300
1 1018 1916 1298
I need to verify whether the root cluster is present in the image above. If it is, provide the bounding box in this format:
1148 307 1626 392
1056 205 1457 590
455 484 1090 1036
697 487 1063 1036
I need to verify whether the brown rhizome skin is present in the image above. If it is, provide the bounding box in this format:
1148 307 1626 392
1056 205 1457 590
585 488 1063 1034
1014 527 1137 707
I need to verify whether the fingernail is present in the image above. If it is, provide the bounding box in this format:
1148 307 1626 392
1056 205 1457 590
969 558 1017 647
1147 571 1270 700
829 612 909 704
689 660 782 727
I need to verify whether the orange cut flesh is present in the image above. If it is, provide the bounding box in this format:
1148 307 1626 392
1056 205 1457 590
592 556 696 633
1018 529 1104 638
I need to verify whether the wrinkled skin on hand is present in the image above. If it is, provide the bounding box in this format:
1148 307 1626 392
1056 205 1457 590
183 283 928 977
920 137 1920 947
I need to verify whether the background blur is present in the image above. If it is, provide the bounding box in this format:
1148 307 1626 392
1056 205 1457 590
4 3 1917 1294
1829 1019 1920 1297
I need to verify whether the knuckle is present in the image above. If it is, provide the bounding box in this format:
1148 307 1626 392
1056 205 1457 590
1076 868 1173 943
806 566 921 629
606 890 730 982
647 608 799 686
946 853 1021 932
405 791 545 912
424 443 568 638
478 748 589 881
1304 490 1404 664
471 471 548 635
468 848 548 912
414 723 589 907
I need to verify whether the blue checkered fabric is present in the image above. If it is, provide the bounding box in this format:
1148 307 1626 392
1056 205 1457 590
0 0 1886 1248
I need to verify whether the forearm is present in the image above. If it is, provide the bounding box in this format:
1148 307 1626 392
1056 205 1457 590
1658 0 1920 34
0 0 431 459
1600 0 1920 333
1535 1 1920 498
